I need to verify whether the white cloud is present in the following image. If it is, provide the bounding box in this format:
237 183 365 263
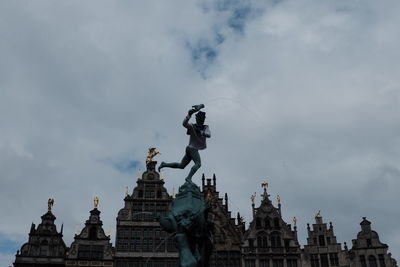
1 0 399 264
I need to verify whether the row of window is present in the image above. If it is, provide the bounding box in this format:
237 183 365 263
312 235 332 246
244 258 298 267
310 253 339 267
137 190 163 199
117 228 167 239
360 254 386 267
77 245 104 260
116 260 178 267
248 233 283 248
116 237 177 252
255 217 281 229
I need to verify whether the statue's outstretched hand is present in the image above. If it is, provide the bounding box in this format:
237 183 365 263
188 109 196 116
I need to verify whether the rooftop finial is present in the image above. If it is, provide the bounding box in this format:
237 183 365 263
93 197 99 209
293 216 297 226
277 194 281 204
125 186 129 197
251 192 256 204
315 210 322 218
47 198 54 212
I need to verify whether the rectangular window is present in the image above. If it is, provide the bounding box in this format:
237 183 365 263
329 253 339 266
311 254 320 267
273 259 284 267
260 260 269 267
321 253 329 267
319 235 326 246
245 260 255 267
360 255 367 267
379 254 386 267
287 259 298 267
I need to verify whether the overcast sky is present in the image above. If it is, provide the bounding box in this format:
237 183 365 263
1 0 400 266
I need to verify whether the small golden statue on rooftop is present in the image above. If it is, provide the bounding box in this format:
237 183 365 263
94 197 99 209
47 198 54 211
293 216 297 226
146 147 160 165
315 210 322 218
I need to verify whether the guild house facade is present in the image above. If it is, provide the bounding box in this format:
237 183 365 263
13 159 398 267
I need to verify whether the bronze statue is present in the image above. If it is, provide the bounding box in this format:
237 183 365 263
158 104 210 182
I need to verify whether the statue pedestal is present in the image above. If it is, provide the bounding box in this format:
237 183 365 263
160 180 213 267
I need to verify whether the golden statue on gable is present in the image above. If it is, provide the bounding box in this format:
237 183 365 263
48 198 54 211
146 147 160 165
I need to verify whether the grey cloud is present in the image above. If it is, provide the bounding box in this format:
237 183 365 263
1 0 400 266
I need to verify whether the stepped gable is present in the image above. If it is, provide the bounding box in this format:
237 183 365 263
242 185 301 267
117 160 171 222
115 159 178 267
302 212 348 267
14 201 66 267
349 217 397 267
66 199 114 266
201 173 242 267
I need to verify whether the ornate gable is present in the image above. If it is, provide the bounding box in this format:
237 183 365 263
66 199 114 266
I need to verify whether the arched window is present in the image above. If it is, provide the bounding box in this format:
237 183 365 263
369 255 378 267
271 232 281 247
257 234 268 248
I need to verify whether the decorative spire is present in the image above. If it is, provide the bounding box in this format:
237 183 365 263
93 197 99 209
47 198 54 212
251 192 256 204
277 194 281 204
202 173 205 188
224 193 228 211
292 216 297 227
125 186 129 197
315 210 322 218
107 225 112 237
213 173 216 186
329 221 333 230
60 223 63 234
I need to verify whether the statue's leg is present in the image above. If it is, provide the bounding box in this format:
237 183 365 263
158 147 191 172
175 233 197 267
185 148 201 182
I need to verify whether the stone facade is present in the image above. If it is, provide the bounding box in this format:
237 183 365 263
349 218 397 267
13 163 398 267
65 206 114 267
302 214 348 267
241 187 301 267
14 209 67 267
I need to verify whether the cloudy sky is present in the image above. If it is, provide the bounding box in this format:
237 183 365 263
1 0 400 265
